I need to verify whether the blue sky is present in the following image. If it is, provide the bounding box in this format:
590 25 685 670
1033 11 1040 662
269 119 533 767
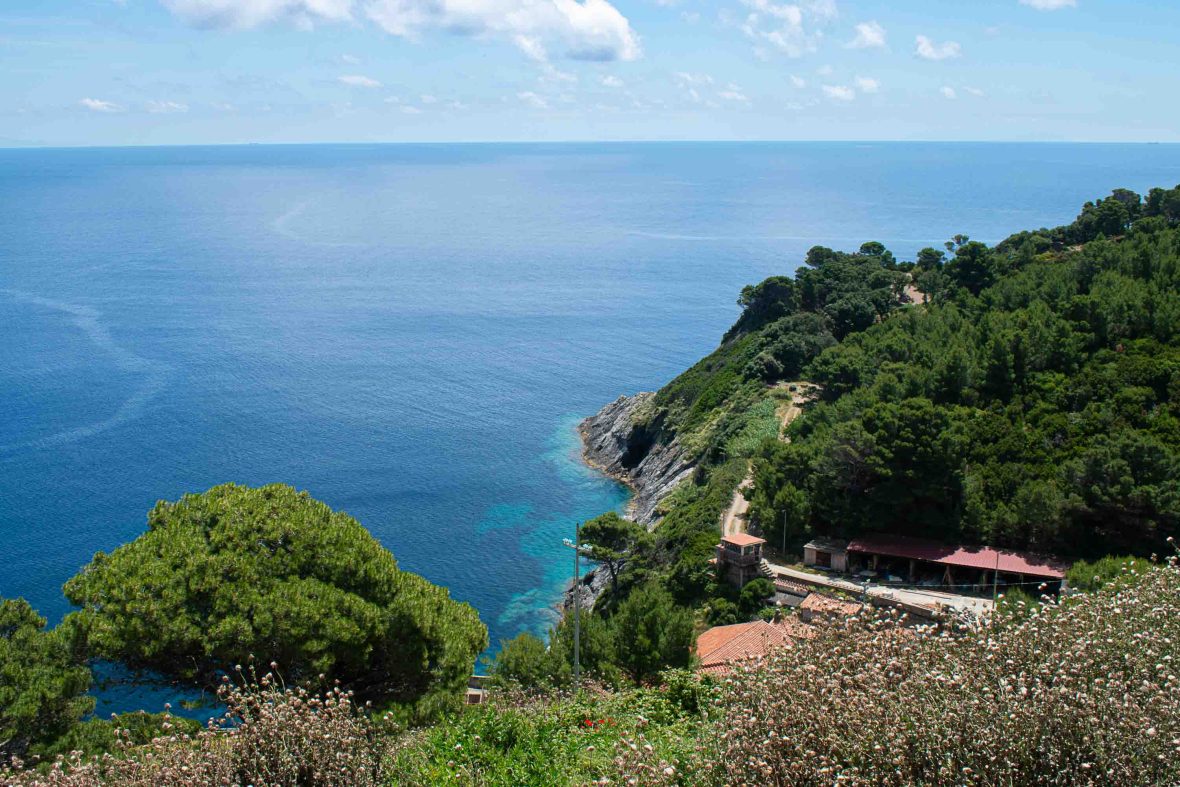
2 0 1177 146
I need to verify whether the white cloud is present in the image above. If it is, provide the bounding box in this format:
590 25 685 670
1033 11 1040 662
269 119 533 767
940 85 957 99
517 90 549 108
147 100 189 113
816 64 833 76
367 0 641 62
400 104 422 113
163 0 640 63
420 93 438 103
339 53 361 64
853 76 879 94
162 0 354 29
540 62 577 82
738 0 834 58
789 74 806 88
718 83 749 103
79 98 122 112
964 86 985 97
1019 0 1076 9
338 74 381 87
822 84 854 101
674 71 713 86
601 74 624 88
915 35 961 60
846 20 885 49
514 34 548 61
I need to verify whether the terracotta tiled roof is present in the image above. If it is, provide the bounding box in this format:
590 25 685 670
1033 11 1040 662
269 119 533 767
695 619 814 673
799 593 862 617
846 533 1067 580
720 532 766 547
774 579 811 596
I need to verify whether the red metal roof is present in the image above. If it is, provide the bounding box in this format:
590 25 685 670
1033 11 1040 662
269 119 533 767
846 533 1067 579
720 532 766 547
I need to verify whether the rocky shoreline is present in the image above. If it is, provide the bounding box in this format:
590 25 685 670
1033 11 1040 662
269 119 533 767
577 392 695 527
563 392 696 611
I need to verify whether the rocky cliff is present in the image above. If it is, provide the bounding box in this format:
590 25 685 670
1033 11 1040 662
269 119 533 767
578 392 695 527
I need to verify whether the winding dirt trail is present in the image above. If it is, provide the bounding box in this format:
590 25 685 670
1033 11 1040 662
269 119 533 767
720 383 811 539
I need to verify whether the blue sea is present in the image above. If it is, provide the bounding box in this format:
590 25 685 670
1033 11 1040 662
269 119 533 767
2 142 1179 714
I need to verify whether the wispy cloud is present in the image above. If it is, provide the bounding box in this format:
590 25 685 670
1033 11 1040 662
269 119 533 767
738 0 835 58
1019 0 1076 9
517 90 549 108
147 100 189 113
601 74 624 88
789 74 806 88
915 35 961 60
964 86 985 97
822 84 855 101
719 83 750 103
854 76 879 94
846 20 886 49
79 97 122 112
338 74 381 88
940 86 957 99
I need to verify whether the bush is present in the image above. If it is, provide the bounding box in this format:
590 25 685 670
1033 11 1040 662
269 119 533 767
63 483 487 715
3 671 388 786
0 598 93 759
706 559 1180 785
1065 554 1154 593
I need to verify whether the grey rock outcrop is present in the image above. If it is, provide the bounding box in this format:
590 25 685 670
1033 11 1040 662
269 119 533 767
562 393 696 613
578 392 695 527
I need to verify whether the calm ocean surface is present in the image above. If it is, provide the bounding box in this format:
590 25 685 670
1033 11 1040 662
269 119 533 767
2 142 1179 714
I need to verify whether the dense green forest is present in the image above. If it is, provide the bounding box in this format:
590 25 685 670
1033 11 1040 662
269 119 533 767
488 184 1180 689
572 184 1180 628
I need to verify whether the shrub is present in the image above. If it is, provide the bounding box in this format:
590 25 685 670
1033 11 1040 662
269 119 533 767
0 599 93 759
1065 554 1154 593
708 558 1180 785
3 670 387 786
63 483 487 715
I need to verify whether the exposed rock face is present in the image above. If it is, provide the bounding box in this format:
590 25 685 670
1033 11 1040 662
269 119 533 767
562 393 696 614
578 392 695 527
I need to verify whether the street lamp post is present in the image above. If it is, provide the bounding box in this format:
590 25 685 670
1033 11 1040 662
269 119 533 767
562 521 582 692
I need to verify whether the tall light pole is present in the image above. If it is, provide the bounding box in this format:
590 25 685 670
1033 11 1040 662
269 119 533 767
562 521 582 692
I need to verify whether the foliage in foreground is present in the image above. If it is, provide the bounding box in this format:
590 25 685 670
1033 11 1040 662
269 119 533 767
0 599 92 759
491 581 694 689
9 560 1177 786
62 483 487 716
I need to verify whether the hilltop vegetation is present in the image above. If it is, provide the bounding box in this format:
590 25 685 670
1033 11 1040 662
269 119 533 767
8 557 1177 785
583 184 1180 634
0 484 487 760
64 484 487 718
748 185 1180 558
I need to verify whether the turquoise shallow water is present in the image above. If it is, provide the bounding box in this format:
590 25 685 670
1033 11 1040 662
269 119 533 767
2 141 1179 714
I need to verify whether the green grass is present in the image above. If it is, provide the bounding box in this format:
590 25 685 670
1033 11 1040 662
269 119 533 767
383 683 713 786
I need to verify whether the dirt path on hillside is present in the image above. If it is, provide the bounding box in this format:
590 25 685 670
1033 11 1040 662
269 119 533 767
720 383 813 539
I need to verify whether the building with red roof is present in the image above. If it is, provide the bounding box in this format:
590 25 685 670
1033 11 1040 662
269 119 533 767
845 533 1067 581
695 617 814 676
715 533 767 587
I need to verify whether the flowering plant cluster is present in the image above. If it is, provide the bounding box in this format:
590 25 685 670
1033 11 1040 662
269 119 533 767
4 559 1177 785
